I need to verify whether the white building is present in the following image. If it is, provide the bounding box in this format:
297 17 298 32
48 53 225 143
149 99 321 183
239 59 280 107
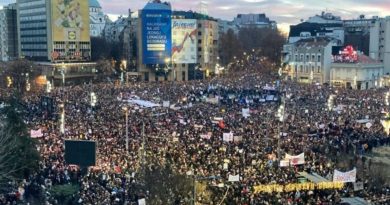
306 12 343 24
369 16 390 74
331 51 383 90
89 0 108 37
283 37 339 84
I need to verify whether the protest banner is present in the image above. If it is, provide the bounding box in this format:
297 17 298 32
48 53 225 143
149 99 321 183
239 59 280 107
285 153 305 165
242 108 250 118
30 129 43 138
223 133 233 142
228 174 240 182
333 168 357 183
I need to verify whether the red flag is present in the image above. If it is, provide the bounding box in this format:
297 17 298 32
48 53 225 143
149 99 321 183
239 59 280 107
219 120 225 129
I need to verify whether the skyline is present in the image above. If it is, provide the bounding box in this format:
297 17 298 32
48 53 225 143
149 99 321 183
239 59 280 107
1 0 390 33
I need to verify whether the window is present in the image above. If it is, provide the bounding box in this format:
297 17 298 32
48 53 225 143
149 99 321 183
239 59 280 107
198 31 202 36
300 54 304 62
198 47 202 52
312 54 315 61
198 23 202 28
295 54 298 61
198 39 202 44
317 55 321 62
300 65 303 73
306 54 309 62
317 66 321 73
182 71 186 81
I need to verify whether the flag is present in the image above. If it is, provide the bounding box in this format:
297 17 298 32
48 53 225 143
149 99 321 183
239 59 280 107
333 168 357 183
219 120 225 129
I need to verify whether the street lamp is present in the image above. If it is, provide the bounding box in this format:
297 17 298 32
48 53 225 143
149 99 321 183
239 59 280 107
90 92 97 107
59 103 65 134
122 106 129 151
327 95 335 111
276 96 285 161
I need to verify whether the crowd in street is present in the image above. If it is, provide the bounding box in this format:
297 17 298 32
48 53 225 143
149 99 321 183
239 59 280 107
1 63 390 205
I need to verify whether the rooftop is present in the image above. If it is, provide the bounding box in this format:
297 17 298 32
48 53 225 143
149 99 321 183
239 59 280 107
89 0 101 8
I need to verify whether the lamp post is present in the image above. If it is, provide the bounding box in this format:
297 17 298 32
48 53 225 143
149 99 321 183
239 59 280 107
276 96 285 161
122 106 129 152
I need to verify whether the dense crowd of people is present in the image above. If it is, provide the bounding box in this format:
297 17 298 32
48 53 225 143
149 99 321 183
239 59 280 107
1 63 390 205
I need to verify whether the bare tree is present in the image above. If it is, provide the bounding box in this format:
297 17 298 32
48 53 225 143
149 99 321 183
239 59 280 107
0 126 21 191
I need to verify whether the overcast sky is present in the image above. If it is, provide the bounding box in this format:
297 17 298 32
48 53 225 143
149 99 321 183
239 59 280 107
1 0 390 33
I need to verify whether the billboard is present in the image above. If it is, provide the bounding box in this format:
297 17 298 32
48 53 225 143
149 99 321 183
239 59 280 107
142 9 172 64
52 0 90 42
172 19 197 64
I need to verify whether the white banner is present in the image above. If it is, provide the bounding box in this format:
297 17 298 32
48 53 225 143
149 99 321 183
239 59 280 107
233 135 242 142
206 97 219 104
138 198 146 205
242 108 250 118
279 159 290 167
333 168 357 183
200 132 212 140
162 101 170 108
30 129 43 138
353 182 364 191
223 133 233 142
228 174 240 182
285 153 305 165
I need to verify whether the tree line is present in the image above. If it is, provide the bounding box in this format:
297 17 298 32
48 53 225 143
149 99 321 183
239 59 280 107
219 27 286 66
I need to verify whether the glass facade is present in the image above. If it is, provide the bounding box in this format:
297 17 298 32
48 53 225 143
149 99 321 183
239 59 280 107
18 0 48 61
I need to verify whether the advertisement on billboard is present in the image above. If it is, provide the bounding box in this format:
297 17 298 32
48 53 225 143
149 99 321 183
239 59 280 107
172 19 197 64
142 9 172 64
52 0 90 42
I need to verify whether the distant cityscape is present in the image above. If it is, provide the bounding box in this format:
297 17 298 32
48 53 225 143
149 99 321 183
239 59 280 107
0 0 389 88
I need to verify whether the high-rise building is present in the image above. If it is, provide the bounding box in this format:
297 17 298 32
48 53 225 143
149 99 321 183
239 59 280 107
17 0 91 62
0 3 18 61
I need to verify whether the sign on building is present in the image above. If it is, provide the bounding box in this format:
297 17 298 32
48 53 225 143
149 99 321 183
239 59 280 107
172 19 197 64
142 9 172 64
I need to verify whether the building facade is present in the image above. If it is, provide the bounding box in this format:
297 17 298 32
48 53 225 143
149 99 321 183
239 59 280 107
136 1 219 82
89 0 107 37
331 47 383 90
233 13 276 30
103 16 128 42
288 22 344 44
0 3 18 61
17 0 91 62
283 37 338 84
369 16 390 74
